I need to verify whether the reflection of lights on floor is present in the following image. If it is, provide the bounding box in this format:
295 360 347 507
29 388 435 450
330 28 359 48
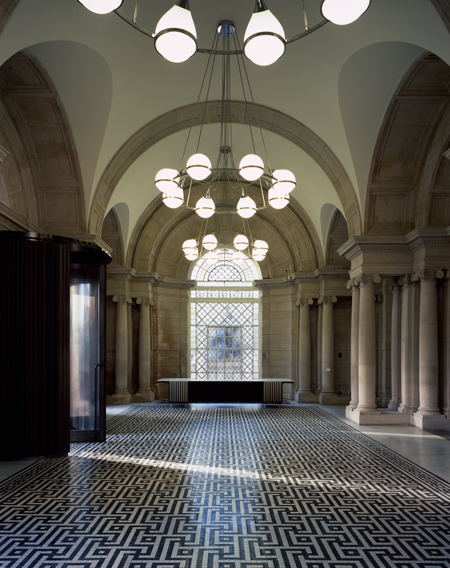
362 432 443 439
70 452 299 483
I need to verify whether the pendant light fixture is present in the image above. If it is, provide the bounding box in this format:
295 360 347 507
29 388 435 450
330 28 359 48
81 0 371 65
155 168 179 193
77 0 122 14
154 0 197 63
195 190 215 218
243 0 286 66
202 234 218 250
162 186 184 208
237 193 257 219
321 0 371 25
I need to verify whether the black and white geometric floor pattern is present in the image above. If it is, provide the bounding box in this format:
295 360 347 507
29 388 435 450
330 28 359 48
1 405 450 568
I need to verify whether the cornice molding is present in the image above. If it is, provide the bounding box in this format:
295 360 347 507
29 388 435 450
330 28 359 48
254 277 294 290
154 277 195 290
107 267 136 282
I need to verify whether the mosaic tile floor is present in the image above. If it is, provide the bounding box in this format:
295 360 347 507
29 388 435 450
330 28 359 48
1 405 450 568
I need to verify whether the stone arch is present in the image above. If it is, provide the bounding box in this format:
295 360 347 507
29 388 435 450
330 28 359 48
324 209 350 269
88 101 362 239
0 49 85 233
101 207 125 267
365 52 450 234
127 184 324 277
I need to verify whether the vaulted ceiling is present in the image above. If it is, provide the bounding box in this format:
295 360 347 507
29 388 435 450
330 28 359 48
0 0 450 271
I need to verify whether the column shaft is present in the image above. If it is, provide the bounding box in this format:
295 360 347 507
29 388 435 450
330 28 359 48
388 281 401 410
417 273 441 415
133 299 154 402
348 283 360 409
113 296 130 403
356 275 379 412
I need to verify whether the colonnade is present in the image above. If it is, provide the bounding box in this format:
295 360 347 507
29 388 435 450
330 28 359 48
345 270 450 429
110 294 155 404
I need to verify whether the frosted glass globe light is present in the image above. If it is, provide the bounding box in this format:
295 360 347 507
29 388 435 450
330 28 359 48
162 186 184 208
185 249 198 261
182 239 197 254
244 3 286 66
272 169 296 194
202 234 218 250
195 195 215 218
239 154 264 181
78 0 123 14
186 153 212 181
321 0 370 25
155 168 179 192
234 234 249 251
268 187 289 209
154 3 197 63
237 195 257 219
204 250 218 264
253 240 269 255
252 248 266 262
233 251 246 264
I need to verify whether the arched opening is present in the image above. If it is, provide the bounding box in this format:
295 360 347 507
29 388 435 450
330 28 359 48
189 248 262 381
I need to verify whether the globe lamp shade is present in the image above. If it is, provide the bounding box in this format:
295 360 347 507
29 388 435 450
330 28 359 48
204 250 218 263
162 186 184 208
182 239 197 254
239 154 264 181
252 248 266 262
268 187 289 209
154 2 197 63
155 168 179 192
185 249 198 261
321 0 370 25
233 234 249 251
233 251 247 264
272 169 296 194
186 153 212 181
244 2 286 66
253 240 269 255
195 195 215 218
202 234 218 250
78 0 123 14
237 195 257 219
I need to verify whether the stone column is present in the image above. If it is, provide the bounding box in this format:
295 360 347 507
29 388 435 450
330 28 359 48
295 298 317 402
319 296 337 405
388 279 401 410
347 279 360 411
398 275 420 414
380 281 392 407
412 270 443 424
132 298 155 402
356 274 380 413
112 295 130 404
316 302 323 394
442 274 450 418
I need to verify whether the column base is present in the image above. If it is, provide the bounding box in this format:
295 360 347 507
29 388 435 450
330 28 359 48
108 391 131 405
130 390 155 403
295 391 319 403
410 412 450 431
387 401 399 411
319 393 351 405
397 405 418 415
346 408 410 425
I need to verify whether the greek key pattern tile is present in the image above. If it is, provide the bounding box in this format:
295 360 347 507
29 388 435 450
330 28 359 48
1 405 450 568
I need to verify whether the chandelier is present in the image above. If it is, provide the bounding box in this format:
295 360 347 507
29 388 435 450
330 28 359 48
77 0 371 66
154 20 296 224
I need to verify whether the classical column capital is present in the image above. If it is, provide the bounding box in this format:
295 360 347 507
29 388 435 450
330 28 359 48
356 274 381 287
390 277 400 292
398 274 413 287
297 298 314 308
347 278 360 291
319 295 337 305
113 295 131 305
136 297 153 308
412 269 444 283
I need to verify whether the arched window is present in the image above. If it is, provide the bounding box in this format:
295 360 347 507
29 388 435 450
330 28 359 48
189 249 261 381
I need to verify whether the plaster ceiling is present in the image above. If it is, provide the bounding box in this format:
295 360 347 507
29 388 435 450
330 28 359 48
0 0 449 256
